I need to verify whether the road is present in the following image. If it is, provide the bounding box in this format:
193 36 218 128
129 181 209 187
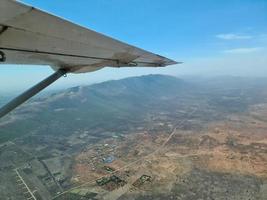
14 168 37 200
52 108 198 199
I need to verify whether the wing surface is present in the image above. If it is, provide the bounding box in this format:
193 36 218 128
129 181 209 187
0 0 178 73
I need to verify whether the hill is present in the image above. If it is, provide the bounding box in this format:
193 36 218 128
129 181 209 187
0 74 188 142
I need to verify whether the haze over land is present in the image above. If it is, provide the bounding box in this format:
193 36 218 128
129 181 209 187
1 0 267 92
0 75 267 200
1 0 267 199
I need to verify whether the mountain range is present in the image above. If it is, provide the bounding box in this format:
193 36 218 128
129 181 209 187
0 75 189 142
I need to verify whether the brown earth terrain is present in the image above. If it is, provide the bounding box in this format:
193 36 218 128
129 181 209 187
68 103 267 200
1 75 267 200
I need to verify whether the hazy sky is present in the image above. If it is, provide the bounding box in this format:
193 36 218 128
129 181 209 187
1 0 267 92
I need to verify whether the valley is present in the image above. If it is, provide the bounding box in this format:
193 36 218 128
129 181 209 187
0 75 267 200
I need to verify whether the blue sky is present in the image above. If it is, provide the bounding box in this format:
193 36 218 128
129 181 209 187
1 0 267 92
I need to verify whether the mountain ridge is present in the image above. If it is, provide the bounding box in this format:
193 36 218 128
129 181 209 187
0 74 189 143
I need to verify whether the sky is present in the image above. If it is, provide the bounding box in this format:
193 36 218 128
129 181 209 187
1 0 267 92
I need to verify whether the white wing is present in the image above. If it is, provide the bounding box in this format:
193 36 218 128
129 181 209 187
0 0 178 73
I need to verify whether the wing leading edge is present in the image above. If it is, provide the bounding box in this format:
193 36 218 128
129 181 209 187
0 0 179 73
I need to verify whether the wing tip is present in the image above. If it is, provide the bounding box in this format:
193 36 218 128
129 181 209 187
163 60 183 66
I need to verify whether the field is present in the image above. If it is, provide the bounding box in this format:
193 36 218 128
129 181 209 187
0 75 267 200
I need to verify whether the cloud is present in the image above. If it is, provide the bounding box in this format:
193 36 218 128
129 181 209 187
216 33 252 40
223 47 263 54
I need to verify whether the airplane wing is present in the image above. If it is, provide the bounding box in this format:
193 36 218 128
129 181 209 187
0 0 178 73
0 0 179 118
